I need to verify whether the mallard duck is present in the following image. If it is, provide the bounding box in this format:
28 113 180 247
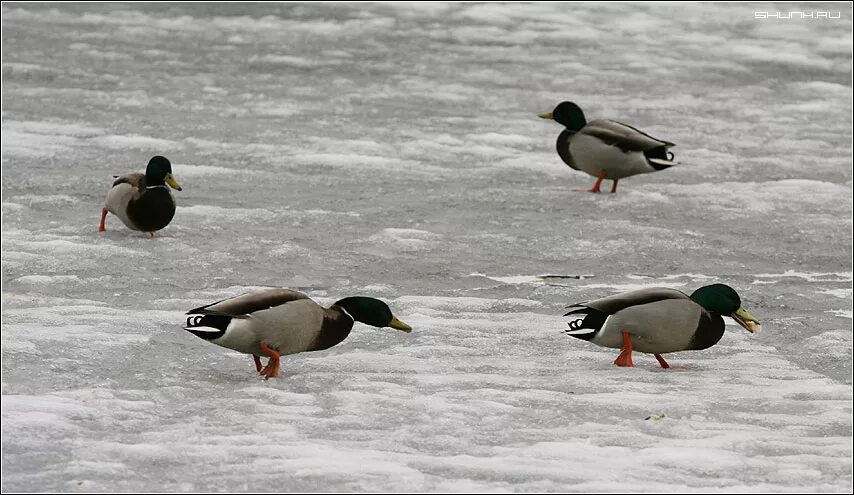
539 101 677 193
183 288 413 379
563 284 760 368
98 155 182 237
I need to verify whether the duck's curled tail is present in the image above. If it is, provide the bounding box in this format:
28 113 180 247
562 305 608 341
183 311 233 341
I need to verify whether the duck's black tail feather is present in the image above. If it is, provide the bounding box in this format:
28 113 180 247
183 311 233 341
645 148 678 170
562 306 608 341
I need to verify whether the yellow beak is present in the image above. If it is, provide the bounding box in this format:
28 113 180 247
389 315 412 333
731 306 761 334
538 111 554 120
165 173 182 191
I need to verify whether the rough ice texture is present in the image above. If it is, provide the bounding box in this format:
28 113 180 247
1 2 852 493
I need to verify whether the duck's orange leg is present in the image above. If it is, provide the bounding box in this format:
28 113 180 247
253 355 263 372
614 331 635 367
258 343 281 380
98 208 108 232
610 180 619 194
654 353 670 369
575 171 607 193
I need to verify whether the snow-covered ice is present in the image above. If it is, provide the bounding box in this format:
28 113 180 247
2 2 852 492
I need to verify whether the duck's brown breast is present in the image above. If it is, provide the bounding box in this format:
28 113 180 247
127 187 176 232
689 312 726 350
309 307 355 351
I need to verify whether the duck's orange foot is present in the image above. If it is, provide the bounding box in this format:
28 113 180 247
258 343 281 380
574 171 606 193
98 208 107 232
260 359 280 380
613 331 635 367
614 349 635 367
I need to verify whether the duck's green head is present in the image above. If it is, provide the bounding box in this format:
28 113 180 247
145 155 182 191
538 101 587 132
690 284 761 334
334 296 412 333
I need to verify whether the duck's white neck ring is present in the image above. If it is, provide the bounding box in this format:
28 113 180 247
146 185 169 190
338 307 355 322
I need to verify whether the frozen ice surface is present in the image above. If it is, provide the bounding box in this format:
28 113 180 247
2 2 852 492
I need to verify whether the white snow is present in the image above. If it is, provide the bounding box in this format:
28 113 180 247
472 274 545 285
826 310 853 319
169 164 247 177
754 271 853 282
89 135 185 151
366 228 443 252
1 2 851 493
818 288 854 299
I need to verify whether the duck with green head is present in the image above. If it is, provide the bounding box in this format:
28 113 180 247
563 284 761 368
539 101 677 193
183 288 413 379
99 155 182 237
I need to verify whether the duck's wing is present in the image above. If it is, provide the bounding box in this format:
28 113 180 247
568 287 690 315
249 299 327 355
188 288 311 316
105 173 146 228
581 119 674 153
111 172 145 189
596 298 708 352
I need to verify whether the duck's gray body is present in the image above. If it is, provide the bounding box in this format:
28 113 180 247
557 119 676 180
185 289 354 357
564 287 725 354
